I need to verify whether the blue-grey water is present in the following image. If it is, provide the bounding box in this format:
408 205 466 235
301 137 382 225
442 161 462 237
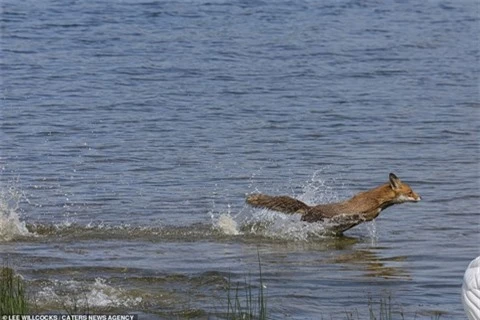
1 0 479 319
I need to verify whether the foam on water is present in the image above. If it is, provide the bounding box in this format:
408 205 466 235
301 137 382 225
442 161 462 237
37 278 142 309
214 213 242 236
0 185 34 241
240 207 343 241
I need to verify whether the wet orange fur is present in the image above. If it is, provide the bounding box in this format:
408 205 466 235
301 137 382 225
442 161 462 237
246 173 421 234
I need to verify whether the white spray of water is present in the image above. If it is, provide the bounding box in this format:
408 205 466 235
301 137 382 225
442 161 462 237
0 185 33 241
365 219 378 244
215 214 241 235
210 170 349 241
209 204 242 236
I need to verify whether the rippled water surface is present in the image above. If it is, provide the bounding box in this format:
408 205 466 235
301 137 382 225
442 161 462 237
1 0 479 319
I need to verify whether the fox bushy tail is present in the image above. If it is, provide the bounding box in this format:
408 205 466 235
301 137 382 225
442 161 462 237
246 194 310 214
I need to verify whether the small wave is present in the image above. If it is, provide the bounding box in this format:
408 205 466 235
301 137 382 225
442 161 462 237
27 221 226 242
23 214 353 243
36 278 142 310
0 185 34 241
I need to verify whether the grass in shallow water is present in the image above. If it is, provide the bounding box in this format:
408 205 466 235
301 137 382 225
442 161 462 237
225 251 267 320
0 266 28 315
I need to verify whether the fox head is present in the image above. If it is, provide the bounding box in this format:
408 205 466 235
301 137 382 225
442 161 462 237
389 173 422 203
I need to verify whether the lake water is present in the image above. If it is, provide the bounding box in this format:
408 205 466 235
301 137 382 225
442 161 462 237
1 0 479 319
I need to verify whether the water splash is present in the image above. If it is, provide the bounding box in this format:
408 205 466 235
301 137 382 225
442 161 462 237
215 214 241 236
239 207 339 241
208 202 329 241
36 278 142 310
210 171 346 241
1 170 363 242
0 185 33 241
298 168 345 204
365 219 378 244
209 204 242 236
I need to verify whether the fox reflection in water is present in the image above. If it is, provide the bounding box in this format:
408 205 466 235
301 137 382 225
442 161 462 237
328 249 411 280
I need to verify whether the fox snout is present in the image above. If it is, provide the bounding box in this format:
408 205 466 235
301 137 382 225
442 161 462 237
397 191 421 203
411 193 422 202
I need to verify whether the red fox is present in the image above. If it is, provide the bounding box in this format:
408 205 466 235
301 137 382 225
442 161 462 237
246 173 421 234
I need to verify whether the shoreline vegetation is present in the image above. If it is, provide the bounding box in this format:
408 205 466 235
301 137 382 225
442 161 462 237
0 265 28 315
226 251 267 320
0 265 444 319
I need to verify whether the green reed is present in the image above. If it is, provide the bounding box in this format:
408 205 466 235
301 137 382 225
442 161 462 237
368 296 393 320
0 266 28 315
225 250 267 320
344 295 442 320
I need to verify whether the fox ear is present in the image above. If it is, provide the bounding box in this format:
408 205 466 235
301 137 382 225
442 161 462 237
389 173 401 190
